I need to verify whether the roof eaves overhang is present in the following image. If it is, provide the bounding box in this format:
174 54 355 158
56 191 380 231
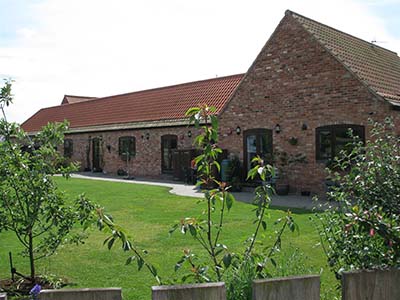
66 118 192 134
26 117 198 135
388 100 400 107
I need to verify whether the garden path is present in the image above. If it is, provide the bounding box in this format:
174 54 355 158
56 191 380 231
71 172 336 211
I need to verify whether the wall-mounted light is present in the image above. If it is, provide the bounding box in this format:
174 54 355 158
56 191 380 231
106 145 112 153
145 133 150 140
275 124 281 134
236 126 241 135
301 123 308 131
188 130 192 138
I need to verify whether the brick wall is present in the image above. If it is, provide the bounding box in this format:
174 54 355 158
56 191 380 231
218 14 399 195
65 126 198 177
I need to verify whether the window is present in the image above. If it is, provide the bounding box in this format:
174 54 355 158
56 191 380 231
64 139 73 158
119 136 136 160
316 124 365 160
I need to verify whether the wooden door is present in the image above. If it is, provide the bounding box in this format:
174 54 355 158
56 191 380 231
92 137 102 172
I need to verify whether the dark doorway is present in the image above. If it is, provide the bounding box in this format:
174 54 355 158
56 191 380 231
243 128 273 174
161 135 178 173
171 149 198 181
92 137 102 172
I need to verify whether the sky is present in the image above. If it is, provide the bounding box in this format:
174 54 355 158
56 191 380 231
1 0 400 123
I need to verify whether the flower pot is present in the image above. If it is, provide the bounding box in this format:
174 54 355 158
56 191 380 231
275 183 290 195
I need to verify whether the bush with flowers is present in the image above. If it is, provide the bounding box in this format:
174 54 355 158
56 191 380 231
316 118 400 280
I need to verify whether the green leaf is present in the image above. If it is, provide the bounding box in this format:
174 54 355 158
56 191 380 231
107 238 115 250
174 263 182 272
185 107 200 117
222 253 232 268
226 193 234 211
137 257 144 271
211 115 218 130
215 248 224 256
103 236 112 245
270 258 277 267
123 240 132 251
188 224 197 237
213 161 221 172
169 224 178 235
211 130 218 143
194 154 204 164
261 220 267 230
125 256 136 265
149 265 158 276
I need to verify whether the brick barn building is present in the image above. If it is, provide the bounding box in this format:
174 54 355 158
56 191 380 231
22 10 400 195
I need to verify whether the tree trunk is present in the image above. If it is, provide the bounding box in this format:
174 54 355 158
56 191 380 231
28 231 35 281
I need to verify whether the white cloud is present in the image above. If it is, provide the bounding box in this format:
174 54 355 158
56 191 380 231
1 0 399 123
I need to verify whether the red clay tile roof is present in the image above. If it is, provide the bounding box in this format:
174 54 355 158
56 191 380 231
61 95 97 105
22 74 244 132
288 10 400 104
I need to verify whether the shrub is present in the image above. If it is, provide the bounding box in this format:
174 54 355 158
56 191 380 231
316 118 400 280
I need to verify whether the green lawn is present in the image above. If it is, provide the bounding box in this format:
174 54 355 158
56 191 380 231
0 177 336 299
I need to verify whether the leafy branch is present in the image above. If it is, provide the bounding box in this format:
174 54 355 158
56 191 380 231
96 208 162 284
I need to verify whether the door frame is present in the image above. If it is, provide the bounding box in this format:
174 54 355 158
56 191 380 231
243 128 273 175
161 134 178 174
92 137 102 172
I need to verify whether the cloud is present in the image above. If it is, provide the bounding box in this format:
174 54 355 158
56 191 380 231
1 0 399 123
361 0 400 5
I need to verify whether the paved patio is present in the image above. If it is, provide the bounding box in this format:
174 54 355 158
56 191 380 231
71 172 336 211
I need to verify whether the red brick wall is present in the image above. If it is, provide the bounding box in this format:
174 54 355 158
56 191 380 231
218 14 400 195
64 126 198 177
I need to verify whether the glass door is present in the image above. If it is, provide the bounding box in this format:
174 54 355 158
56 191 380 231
161 135 178 173
243 129 273 174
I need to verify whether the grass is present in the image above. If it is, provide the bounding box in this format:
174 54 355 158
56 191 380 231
0 177 337 299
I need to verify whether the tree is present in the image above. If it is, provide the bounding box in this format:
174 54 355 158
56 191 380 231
96 104 297 300
0 80 96 281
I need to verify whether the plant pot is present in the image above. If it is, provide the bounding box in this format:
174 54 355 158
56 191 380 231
275 183 290 195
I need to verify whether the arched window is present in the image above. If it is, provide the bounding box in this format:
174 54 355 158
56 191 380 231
119 136 136 160
316 124 365 160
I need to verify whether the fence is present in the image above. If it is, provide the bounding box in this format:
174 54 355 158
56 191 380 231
151 270 399 300
2 269 399 300
252 275 320 300
342 269 400 300
38 288 122 300
152 282 225 300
